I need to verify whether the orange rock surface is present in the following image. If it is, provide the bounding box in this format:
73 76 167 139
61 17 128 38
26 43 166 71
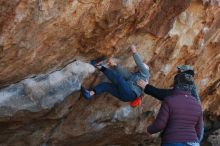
0 0 219 145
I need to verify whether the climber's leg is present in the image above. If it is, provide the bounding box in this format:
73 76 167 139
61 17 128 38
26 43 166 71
86 58 136 101
82 82 127 101
100 67 126 86
93 82 135 102
98 67 118 84
82 80 136 102
93 82 124 100
90 57 106 69
99 67 136 101
90 58 127 87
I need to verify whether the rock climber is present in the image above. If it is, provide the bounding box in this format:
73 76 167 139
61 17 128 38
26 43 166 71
81 45 150 103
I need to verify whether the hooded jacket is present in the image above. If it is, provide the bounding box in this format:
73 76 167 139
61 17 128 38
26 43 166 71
115 52 150 97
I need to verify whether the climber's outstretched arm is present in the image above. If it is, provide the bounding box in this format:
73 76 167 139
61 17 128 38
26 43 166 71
130 45 149 76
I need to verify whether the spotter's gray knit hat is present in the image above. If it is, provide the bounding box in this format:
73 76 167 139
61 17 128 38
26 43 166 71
177 65 193 72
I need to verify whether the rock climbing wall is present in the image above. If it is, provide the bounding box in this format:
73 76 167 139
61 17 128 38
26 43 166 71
0 0 219 146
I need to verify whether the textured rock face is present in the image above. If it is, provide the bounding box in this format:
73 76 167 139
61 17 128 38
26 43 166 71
0 61 95 116
0 0 219 146
0 0 191 86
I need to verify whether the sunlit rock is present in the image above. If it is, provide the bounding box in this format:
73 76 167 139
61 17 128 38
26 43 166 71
0 0 219 146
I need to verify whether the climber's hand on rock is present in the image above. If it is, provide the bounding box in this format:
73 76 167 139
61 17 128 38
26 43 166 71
108 58 117 67
130 44 137 53
137 80 148 89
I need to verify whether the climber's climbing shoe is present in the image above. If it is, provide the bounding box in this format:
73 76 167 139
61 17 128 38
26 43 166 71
130 96 142 108
90 56 106 69
81 87 92 100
